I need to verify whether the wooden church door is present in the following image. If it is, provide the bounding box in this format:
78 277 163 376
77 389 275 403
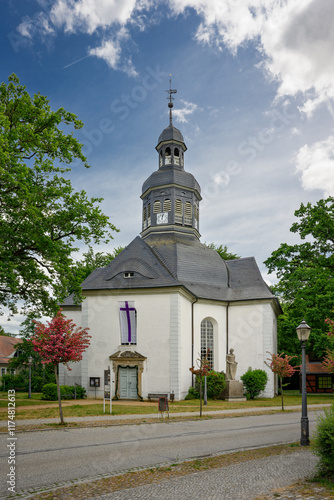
119 367 138 399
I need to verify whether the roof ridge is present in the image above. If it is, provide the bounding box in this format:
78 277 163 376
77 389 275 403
145 240 178 280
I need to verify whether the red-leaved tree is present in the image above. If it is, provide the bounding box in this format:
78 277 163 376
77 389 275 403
322 318 334 374
266 352 299 411
32 309 91 424
190 350 210 417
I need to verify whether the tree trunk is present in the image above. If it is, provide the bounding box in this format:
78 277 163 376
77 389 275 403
199 376 203 418
280 376 284 411
54 364 64 424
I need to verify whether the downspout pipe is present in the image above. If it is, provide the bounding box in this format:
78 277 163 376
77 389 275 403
191 297 198 387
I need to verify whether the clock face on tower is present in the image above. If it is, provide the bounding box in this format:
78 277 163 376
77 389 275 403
157 212 168 224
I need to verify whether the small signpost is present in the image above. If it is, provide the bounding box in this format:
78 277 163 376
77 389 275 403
103 366 112 414
158 396 169 418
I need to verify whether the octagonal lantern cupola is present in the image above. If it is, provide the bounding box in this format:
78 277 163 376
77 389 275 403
141 81 202 241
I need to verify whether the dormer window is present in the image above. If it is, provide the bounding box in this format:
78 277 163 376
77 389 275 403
124 272 134 279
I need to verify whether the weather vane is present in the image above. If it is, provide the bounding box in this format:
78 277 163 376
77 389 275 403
165 74 177 124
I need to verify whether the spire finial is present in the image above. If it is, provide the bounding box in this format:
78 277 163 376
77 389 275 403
165 74 177 125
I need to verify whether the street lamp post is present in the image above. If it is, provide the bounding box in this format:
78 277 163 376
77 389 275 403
28 356 32 399
204 376 207 405
296 320 311 446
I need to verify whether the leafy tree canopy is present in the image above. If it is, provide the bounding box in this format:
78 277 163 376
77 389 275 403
206 243 240 260
66 246 123 297
0 74 118 316
264 197 334 358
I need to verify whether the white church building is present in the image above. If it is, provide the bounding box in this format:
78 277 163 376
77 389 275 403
60 91 280 400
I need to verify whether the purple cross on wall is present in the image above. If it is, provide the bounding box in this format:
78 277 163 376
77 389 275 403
120 301 136 342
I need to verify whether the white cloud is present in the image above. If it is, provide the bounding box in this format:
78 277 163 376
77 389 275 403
88 28 138 76
50 0 138 34
169 0 334 115
295 136 334 196
17 12 55 40
14 0 334 111
89 39 121 69
173 100 198 123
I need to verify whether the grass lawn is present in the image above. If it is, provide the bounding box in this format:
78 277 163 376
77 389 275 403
0 390 332 420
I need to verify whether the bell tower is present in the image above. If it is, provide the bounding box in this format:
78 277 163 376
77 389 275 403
141 80 202 240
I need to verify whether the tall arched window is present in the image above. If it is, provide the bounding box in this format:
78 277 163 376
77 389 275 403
147 203 151 226
175 199 183 224
201 319 214 368
153 200 161 213
165 147 171 165
185 201 192 225
143 206 147 229
163 199 171 212
174 147 180 165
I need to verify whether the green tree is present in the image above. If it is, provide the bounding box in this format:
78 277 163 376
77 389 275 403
264 198 334 358
206 243 240 260
67 246 123 296
189 351 210 417
265 352 298 410
32 310 91 424
0 74 118 316
0 325 13 336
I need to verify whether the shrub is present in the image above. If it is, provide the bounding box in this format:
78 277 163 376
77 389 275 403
313 403 334 478
0 373 27 391
241 367 268 399
31 376 44 392
206 371 226 399
185 386 199 400
185 371 226 400
74 385 86 399
42 383 58 400
42 383 86 400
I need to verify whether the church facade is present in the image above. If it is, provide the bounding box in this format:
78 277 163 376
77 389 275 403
60 93 280 400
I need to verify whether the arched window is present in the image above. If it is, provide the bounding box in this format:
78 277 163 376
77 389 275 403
153 200 161 213
147 203 151 226
201 319 214 368
175 199 183 224
185 201 192 225
165 147 171 165
174 147 180 165
163 199 171 212
143 206 147 229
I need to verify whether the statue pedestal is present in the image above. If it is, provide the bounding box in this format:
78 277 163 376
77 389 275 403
221 380 246 401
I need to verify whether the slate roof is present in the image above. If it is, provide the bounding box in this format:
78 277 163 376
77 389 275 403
78 233 278 306
158 124 185 145
142 167 201 196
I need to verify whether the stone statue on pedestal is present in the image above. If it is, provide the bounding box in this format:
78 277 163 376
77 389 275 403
226 348 238 381
222 348 246 401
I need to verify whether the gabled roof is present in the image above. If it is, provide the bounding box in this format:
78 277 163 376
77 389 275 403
0 337 22 364
79 233 278 306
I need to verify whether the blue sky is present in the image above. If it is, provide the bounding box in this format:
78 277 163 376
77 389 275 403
2 0 334 333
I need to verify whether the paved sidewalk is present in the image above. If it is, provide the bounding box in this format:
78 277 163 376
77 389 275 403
0 403 329 428
90 449 318 500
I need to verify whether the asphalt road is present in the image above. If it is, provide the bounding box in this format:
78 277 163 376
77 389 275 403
0 410 322 497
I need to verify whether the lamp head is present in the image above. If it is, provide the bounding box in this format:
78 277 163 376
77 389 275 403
28 356 33 364
296 320 311 343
